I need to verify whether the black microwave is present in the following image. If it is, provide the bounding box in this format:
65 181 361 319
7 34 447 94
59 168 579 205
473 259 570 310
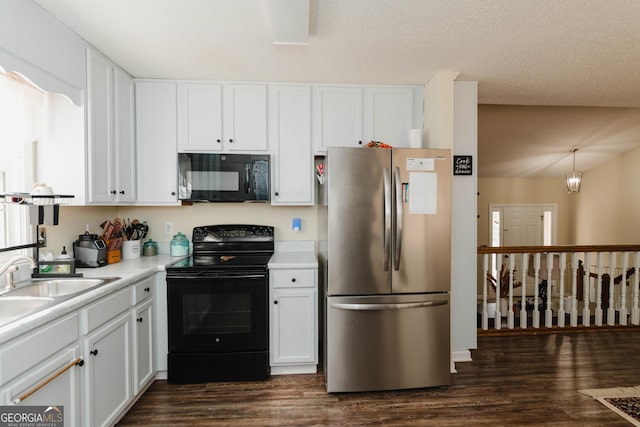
178 153 270 202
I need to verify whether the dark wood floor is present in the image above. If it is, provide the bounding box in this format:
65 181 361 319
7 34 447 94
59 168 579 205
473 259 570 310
117 331 640 426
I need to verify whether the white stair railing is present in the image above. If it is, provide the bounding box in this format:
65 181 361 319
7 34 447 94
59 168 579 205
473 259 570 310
478 245 640 331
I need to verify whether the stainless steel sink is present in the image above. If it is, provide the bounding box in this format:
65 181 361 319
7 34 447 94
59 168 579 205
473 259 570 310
0 296 56 326
8 278 108 298
0 277 120 327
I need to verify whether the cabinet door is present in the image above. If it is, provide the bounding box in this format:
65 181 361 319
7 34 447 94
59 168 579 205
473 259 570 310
1 347 82 426
270 288 316 365
269 85 313 205
135 81 179 204
133 299 154 394
178 82 223 152
113 68 136 202
86 49 114 203
223 84 268 151
364 87 414 147
313 86 363 153
84 311 132 427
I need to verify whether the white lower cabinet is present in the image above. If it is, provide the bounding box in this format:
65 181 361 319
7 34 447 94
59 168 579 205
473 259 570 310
82 288 132 427
0 314 82 426
0 274 159 427
132 285 154 393
269 268 318 374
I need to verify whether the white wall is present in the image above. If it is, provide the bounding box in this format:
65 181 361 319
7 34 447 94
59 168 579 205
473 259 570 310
451 81 478 359
46 204 317 256
574 144 640 244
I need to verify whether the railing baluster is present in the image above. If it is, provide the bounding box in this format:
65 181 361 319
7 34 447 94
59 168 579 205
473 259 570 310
508 253 515 329
520 253 529 329
595 252 604 326
495 255 501 330
482 253 489 330
570 252 578 327
533 253 541 328
620 251 629 325
607 252 617 326
545 253 553 327
632 252 640 325
583 252 591 327
557 253 567 327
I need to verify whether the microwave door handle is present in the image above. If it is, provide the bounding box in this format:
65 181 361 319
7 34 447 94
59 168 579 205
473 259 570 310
245 164 251 194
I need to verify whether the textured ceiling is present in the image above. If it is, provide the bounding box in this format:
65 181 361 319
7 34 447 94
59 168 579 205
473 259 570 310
31 0 640 177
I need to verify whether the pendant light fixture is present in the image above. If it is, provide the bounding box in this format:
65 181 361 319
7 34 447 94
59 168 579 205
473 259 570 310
565 148 582 194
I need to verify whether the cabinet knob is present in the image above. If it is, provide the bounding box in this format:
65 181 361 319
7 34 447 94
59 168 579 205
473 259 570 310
171 191 176 196
216 139 221 143
144 287 150 292
120 190 125 195
274 192 279 196
90 349 99 356
229 138 234 143
291 278 296 283
137 317 143 323
110 190 117 195
358 140 363 145
273 300 278 304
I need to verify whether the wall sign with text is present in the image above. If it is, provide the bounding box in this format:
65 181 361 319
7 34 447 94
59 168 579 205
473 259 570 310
453 155 473 176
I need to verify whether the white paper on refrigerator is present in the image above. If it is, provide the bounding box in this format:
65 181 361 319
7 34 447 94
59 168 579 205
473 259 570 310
409 172 437 214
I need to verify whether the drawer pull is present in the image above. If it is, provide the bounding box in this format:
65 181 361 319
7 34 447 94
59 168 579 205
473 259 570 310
291 278 296 283
12 357 84 404
90 349 99 356
144 287 150 292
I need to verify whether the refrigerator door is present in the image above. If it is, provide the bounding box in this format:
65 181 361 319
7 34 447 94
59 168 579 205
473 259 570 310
327 147 392 296
391 148 451 294
326 293 451 392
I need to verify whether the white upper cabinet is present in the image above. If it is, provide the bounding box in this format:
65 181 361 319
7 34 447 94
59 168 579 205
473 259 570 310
269 85 313 205
313 85 423 154
86 48 136 204
364 86 416 148
223 84 268 151
178 82 268 152
177 82 223 151
313 86 364 152
135 80 179 204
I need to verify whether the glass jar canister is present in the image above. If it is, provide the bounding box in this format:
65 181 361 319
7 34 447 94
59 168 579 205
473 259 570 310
170 232 189 256
143 239 159 256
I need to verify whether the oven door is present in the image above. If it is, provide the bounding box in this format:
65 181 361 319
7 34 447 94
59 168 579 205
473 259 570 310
167 270 268 353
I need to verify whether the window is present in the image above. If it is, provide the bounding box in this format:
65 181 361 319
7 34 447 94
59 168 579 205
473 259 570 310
0 71 45 253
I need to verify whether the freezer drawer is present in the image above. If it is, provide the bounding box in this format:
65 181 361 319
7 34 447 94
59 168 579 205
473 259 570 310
326 293 450 393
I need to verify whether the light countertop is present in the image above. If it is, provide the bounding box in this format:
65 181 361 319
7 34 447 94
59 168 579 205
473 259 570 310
0 255 179 344
269 240 317 269
0 244 317 344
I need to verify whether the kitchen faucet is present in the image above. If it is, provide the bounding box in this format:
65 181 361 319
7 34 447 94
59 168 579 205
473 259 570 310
0 255 37 291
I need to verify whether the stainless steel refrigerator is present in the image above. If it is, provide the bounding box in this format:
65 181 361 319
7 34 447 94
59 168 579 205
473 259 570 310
321 146 451 393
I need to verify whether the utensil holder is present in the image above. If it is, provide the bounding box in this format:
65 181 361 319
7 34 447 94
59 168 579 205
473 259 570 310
122 240 141 259
107 249 121 264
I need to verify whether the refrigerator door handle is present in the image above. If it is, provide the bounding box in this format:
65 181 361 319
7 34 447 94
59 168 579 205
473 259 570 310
383 167 391 271
393 166 403 271
331 300 447 311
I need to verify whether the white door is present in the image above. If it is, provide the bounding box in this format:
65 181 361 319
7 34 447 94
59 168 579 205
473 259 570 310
503 205 543 247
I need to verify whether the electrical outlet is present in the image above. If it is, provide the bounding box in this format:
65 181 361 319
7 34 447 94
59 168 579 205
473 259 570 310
165 222 173 234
